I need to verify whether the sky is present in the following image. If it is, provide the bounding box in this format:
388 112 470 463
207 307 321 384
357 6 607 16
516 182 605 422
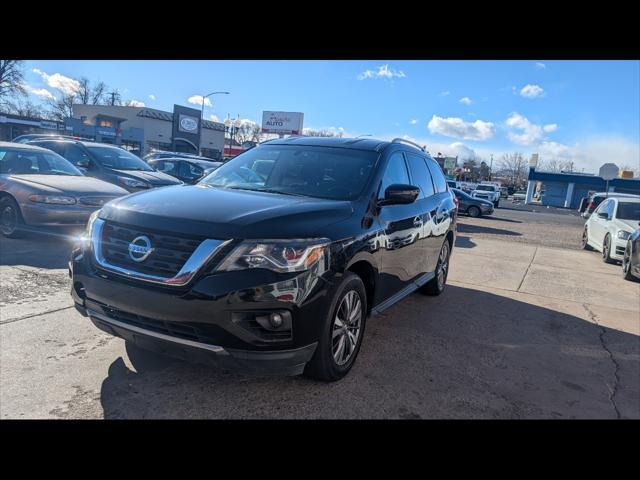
22 60 640 174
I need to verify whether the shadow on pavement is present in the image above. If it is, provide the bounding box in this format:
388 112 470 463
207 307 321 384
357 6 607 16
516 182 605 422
457 223 522 237
454 235 477 249
0 228 80 270
98 285 639 419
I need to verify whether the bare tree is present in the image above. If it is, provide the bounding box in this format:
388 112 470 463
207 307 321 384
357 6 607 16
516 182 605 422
2 98 46 118
45 77 110 120
538 158 575 173
46 93 75 121
303 129 343 138
76 77 107 105
499 152 529 186
234 122 262 144
0 60 27 108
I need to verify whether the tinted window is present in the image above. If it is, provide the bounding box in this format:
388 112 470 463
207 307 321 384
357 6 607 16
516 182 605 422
64 144 91 166
595 200 610 214
202 145 378 201
426 157 448 193
406 153 435 198
476 185 496 192
616 202 640 221
452 188 473 200
0 147 82 176
34 141 65 156
180 162 203 180
86 145 153 171
379 152 410 199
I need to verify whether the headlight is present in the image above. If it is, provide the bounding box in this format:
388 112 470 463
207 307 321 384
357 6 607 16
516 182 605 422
28 194 77 205
617 230 631 240
118 177 149 189
215 239 330 273
78 210 100 249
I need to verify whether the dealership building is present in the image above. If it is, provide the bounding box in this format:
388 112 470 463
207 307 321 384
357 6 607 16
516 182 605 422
1 104 227 160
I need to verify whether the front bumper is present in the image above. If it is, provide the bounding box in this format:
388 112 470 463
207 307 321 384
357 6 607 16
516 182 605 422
612 237 628 261
21 202 98 226
480 204 494 214
70 248 336 375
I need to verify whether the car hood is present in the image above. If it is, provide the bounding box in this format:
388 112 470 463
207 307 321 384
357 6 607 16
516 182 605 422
112 169 182 185
8 174 128 196
99 184 354 238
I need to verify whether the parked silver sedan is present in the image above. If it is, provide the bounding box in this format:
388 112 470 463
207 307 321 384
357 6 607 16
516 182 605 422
0 142 128 238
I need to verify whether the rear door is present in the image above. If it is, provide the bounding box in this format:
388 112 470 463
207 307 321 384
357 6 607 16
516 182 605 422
425 157 456 272
590 199 611 248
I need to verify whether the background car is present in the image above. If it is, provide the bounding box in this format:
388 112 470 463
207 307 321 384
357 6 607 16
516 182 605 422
580 192 639 218
142 150 221 163
12 134 83 144
27 139 182 192
451 188 494 217
582 197 640 263
512 190 527 201
147 157 223 184
622 228 640 281
471 183 500 207
0 142 128 238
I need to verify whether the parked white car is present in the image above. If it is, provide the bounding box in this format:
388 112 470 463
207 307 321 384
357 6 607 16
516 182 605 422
582 197 640 263
471 184 501 207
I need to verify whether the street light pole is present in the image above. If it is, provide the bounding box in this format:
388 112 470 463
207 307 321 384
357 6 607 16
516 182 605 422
199 91 229 156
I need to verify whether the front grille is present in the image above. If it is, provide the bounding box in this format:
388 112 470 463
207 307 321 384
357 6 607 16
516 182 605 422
78 196 118 207
616 246 626 256
100 221 203 278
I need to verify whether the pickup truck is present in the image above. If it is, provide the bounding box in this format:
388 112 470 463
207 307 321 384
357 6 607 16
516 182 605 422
471 184 501 207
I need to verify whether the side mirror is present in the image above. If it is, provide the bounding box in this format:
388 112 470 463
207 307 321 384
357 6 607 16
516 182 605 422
379 184 420 206
597 212 610 220
76 159 90 168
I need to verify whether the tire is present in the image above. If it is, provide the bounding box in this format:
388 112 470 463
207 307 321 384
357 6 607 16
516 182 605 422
622 240 637 281
420 238 451 296
0 196 25 238
581 226 593 250
468 205 481 218
494 199 500 208
602 234 615 264
304 272 367 382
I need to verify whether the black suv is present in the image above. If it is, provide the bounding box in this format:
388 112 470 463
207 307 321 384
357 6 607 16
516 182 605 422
70 137 457 381
28 139 182 192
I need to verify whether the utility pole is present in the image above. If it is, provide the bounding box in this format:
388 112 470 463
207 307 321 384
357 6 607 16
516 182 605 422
489 154 493 181
106 91 120 106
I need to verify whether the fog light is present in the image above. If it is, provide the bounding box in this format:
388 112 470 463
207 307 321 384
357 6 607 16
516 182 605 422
269 313 283 328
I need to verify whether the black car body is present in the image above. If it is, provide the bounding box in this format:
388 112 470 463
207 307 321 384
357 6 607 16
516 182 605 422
70 137 457 381
28 140 182 192
148 157 223 184
143 151 221 163
451 188 494 217
623 228 640 281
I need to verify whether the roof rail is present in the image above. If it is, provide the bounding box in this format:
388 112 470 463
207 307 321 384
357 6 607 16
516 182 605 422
391 137 426 152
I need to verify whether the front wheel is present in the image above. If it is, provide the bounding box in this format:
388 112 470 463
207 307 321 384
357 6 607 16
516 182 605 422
494 199 500 208
468 205 481 218
304 272 367 382
420 239 451 296
602 234 615 264
581 226 593 250
622 240 637 281
0 197 25 238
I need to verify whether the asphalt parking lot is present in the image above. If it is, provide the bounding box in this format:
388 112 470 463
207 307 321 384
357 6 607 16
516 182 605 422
1 205 639 419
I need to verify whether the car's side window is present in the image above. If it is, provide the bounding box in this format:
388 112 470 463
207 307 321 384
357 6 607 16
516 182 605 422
607 200 616 218
64 145 91 166
595 199 610 215
405 153 435 198
425 157 448 193
378 152 410 199
37 142 64 156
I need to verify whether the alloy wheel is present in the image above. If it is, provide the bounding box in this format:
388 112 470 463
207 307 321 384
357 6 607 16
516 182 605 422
332 290 362 366
0 205 17 236
436 242 450 290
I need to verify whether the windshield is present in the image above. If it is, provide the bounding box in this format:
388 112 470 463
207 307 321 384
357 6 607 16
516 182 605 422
452 188 473 200
616 202 640 221
477 185 496 191
200 145 379 200
0 147 82 176
87 146 153 171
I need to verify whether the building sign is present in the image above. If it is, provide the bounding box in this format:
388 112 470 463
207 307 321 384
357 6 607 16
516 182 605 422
261 111 304 135
444 157 457 170
40 120 59 130
179 114 199 133
172 104 202 153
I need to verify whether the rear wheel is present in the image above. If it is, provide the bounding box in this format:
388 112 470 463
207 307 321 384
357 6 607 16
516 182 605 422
304 272 367 382
468 205 481 218
494 199 500 208
581 226 593 250
420 239 451 296
602 234 615 263
0 197 25 238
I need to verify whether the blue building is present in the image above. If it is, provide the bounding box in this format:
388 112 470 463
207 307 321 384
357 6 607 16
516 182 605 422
525 167 640 209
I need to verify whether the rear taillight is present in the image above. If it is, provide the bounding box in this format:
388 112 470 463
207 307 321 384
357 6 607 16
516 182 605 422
588 202 595 210
453 196 459 208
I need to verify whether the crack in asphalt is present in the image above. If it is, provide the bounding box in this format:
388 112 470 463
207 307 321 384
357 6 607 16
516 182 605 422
516 246 538 292
582 303 622 419
0 306 74 325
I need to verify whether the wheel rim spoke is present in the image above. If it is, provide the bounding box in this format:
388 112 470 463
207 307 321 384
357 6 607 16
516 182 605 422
332 290 362 365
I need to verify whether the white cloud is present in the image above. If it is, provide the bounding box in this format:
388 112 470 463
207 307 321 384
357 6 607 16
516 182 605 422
148 94 156 100
505 112 557 146
439 90 450 96
410 118 419 125
520 84 545 99
32 68 80 96
459 97 472 105
24 84 55 100
358 64 406 80
187 95 212 107
209 114 220 122
125 99 145 107
534 62 546 70
427 115 495 141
